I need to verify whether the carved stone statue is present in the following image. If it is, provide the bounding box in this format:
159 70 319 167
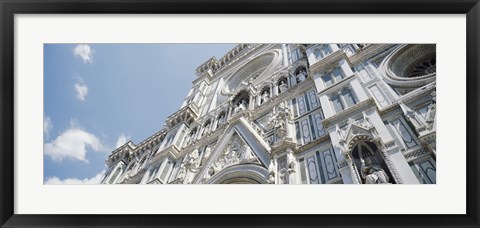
296 69 307 83
336 124 345 140
262 90 270 103
234 99 247 114
241 144 255 162
362 111 371 128
217 113 226 126
279 80 288 93
268 159 276 184
241 99 247 109
224 142 241 166
275 119 287 140
361 157 389 184
287 150 297 170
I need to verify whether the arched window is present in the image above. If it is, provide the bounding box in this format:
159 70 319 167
330 87 358 113
232 90 250 113
322 67 344 87
314 44 332 60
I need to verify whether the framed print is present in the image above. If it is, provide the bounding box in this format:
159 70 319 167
1 0 479 227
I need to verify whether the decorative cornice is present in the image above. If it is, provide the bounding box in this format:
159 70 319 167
270 138 297 156
379 44 436 88
296 134 331 153
348 44 394 66
322 98 376 128
317 74 356 96
403 147 430 162
309 49 348 74
165 104 199 128
378 82 435 117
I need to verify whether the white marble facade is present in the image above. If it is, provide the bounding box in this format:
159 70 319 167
100 44 436 184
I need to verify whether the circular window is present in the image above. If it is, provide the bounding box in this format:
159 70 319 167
380 44 436 88
407 55 436 77
222 50 282 94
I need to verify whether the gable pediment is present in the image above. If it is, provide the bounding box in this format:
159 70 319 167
193 117 271 183
345 124 374 149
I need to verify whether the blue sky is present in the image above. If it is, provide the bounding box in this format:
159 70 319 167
44 44 235 184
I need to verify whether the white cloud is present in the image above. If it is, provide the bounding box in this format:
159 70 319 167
44 116 53 138
75 82 88 101
73 44 94 63
45 170 106 185
116 133 131 148
44 126 104 163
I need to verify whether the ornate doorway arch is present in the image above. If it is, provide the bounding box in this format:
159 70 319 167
206 164 268 184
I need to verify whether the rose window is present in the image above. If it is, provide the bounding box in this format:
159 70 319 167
407 57 436 77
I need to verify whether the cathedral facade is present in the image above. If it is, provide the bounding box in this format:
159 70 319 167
100 44 436 184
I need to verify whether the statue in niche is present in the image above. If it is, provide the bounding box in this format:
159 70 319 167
262 90 270 103
296 69 307 83
275 119 287 140
234 99 247 114
270 101 291 141
217 113 226 127
361 157 389 184
268 159 276 184
279 80 288 93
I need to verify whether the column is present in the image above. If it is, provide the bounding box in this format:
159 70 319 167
248 95 254 110
345 154 362 184
212 117 219 131
273 83 279 97
281 44 289 66
227 105 233 119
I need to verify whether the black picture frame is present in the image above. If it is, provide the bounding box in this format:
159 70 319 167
1 0 479 227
